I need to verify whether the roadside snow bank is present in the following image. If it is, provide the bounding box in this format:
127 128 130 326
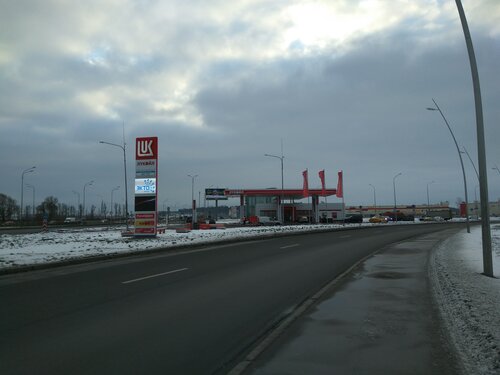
430 224 500 375
0 224 350 269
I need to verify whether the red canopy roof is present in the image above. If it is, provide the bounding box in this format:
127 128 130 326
225 188 338 199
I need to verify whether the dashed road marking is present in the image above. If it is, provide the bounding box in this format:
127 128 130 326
122 268 189 284
280 244 300 249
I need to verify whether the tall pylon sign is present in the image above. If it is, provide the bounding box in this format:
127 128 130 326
135 137 158 237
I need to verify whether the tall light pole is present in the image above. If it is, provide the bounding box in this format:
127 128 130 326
188 174 198 226
264 152 284 222
25 183 35 219
455 0 492 276
393 172 402 223
427 99 470 233
461 147 479 180
111 186 120 219
426 181 435 214
20 166 36 222
369 184 377 216
99 140 129 230
493 165 500 176
83 180 94 219
72 190 81 217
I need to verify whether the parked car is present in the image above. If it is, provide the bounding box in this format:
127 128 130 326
344 214 363 223
258 216 281 226
420 216 434 222
64 217 77 223
369 215 388 223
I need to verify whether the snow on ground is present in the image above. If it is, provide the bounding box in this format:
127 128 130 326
430 223 500 375
0 223 353 269
1 219 499 372
0 219 480 271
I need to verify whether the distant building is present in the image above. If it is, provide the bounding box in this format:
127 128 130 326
345 204 452 219
462 200 500 217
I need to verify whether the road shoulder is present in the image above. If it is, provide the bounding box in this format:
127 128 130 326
235 229 462 375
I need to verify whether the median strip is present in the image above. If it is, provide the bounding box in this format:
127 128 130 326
122 268 189 284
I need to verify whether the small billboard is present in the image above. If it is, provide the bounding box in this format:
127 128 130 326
135 178 156 195
205 188 227 200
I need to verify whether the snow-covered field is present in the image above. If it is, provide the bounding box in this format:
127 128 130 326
0 223 353 269
430 223 500 375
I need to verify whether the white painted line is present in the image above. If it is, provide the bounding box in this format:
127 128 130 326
122 268 189 284
339 235 352 239
280 244 300 249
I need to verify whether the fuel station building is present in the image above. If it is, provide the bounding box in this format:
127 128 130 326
224 188 344 223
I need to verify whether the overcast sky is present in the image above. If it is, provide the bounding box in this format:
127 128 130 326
1 0 499 211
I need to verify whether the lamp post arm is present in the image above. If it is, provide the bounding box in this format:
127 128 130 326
432 99 470 233
462 147 479 181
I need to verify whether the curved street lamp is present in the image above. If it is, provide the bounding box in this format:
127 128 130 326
427 99 470 233
110 186 120 219
100 139 129 230
72 190 81 217
392 172 402 223
455 0 492 276
25 183 35 219
20 166 36 222
83 180 94 219
492 165 500 176
368 184 377 216
265 153 285 222
426 181 435 215
188 174 198 225
461 147 479 180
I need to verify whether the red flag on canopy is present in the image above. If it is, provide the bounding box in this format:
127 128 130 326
337 170 343 198
319 170 326 197
302 169 309 198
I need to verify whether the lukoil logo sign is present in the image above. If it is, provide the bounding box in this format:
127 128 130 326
135 178 156 194
136 137 158 159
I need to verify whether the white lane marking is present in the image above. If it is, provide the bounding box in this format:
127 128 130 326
122 268 189 284
280 244 300 249
339 235 352 239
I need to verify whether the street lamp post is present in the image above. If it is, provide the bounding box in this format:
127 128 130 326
188 174 198 226
264 153 285 223
83 180 94 219
455 0 492 276
111 186 120 220
427 99 470 233
99 140 129 230
426 181 435 214
72 190 81 217
461 147 479 180
25 183 35 220
369 184 377 216
393 173 402 223
491 165 500 176
20 166 36 222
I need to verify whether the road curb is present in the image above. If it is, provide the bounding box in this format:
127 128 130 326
226 250 378 375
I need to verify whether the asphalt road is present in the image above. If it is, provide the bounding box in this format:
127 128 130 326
0 224 459 374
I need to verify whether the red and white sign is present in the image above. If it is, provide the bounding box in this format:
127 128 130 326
136 137 158 160
135 136 158 237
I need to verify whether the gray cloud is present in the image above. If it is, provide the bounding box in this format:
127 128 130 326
1 0 499 211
